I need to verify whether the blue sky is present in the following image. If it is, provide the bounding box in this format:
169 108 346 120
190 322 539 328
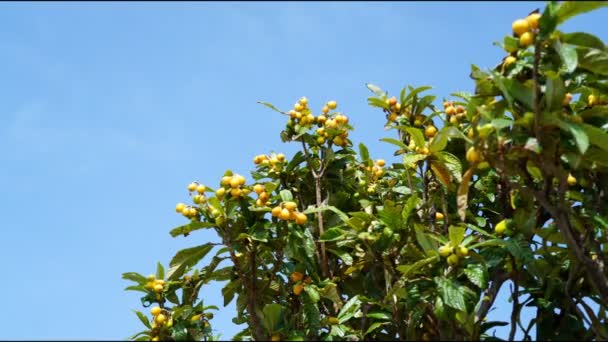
0 1 606 340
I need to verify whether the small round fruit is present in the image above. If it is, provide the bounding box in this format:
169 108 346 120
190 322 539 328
466 147 481 164
457 246 469 257
277 153 286 162
417 147 430 155
155 314 167 325
435 212 444 221
271 206 282 217
438 245 451 258
284 201 298 211
175 203 186 213
589 94 597 106
293 284 304 296
151 337 159 342
512 18 529 36
188 207 197 217
445 106 456 116
447 254 460 266
294 103 303 112
425 125 437 138
147 274 156 281
504 56 516 66
389 112 398 122
145 281 154 290
327 100 337 110
196 184 206 194
299 96 308 106
526 13 541 30
191 314 202 322
280 208 291 220
449 116 459 124
221 176 232 186
317 136 326 144
388 97 397 106
456 106 465 114
187 182 198 192
495 219 508 235
154 284 164 293
567 174 577 186
519 32 534 47
230 188 242 197
467 128 475 139
376 159 386 167
259 192 269 202
290 271 304 282
295 212 308 225
216 187 226 198
253 184 265 194
151 307 162 316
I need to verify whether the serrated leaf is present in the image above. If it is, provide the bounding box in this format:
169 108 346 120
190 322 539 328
166 243 214 280
403 153 427 168
435 151 463 183
435 277 467 312
464 263 489 289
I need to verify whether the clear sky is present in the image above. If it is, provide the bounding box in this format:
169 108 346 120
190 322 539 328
1 1 606 340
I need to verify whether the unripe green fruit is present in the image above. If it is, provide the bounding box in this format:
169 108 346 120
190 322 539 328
438 245 452 258
447 254 460 266
457 246 469 257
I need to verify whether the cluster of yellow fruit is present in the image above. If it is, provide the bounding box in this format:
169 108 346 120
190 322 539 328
290 271 312 296
512 12 541 48
438 243 469 266
252 184 271 206
175 202 199 218
366 159 386 180
144 274 166 293
289 96 316 127
253 153 286 174
217 174 249 199
188 182 208 204
315 100 351 147
443 101 467 125
271 201 308 224
386 96 402 122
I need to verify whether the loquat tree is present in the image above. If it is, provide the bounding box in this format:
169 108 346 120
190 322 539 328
123 2 608 340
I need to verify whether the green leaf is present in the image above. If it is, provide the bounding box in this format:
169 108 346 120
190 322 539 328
449 225 466 247
435 277 467 312
562 32 605 50
546 117 590 154
415 224 437 256
132 310 152 329
368 97 389 109
378 202 403 230
546 75 566 111
464 263 489 289
430 126 472 153
156 262 165 280
366 83 386 97
359 142 371 164
397 255 439 278
435 151 463 183
337 295 362 323
554 41 578 73
402 195 420 224
320 228 346 242
327 248 353 266
555 1 608 25
304 285 320 303
222 280 240 307
403 153 428 168
365 322 388 336
124 285 147 293
170 221 216 238
582 123 608 152
577 47 608 75
257 101 286 114
279 189 293 202
166 243 214 280
496 74 534 110
404 85 433 104
319 282 343 308
380 137 408 150
122 272 146 284
366 311 392 320
402 127 425 148
303 205 350 225
262 304 285 333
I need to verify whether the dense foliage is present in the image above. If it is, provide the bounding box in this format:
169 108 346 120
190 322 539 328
123 2 608 340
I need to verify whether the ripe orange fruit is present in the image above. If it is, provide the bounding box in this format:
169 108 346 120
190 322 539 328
388 97 397 106
519 32 534 47
187 182 197 192
562 93 573 106
175 203 186 213
151 307 161 316
327 100 337 110
283 201 297 211
259 192 269 202
230 188 242 197
466 147 481 164
295 212 308 225
277 153 286 162
293 284 304 296
526 13 541 30
271 206 282 217
290 271 304 282
376 159 386 167
299 96 308 106
294 103 303 112
425 125 437 138
280 208 291 220
445 106 456 116
456 106 465 114
512 18 529 36
435 212 444 220
253 184 265 194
